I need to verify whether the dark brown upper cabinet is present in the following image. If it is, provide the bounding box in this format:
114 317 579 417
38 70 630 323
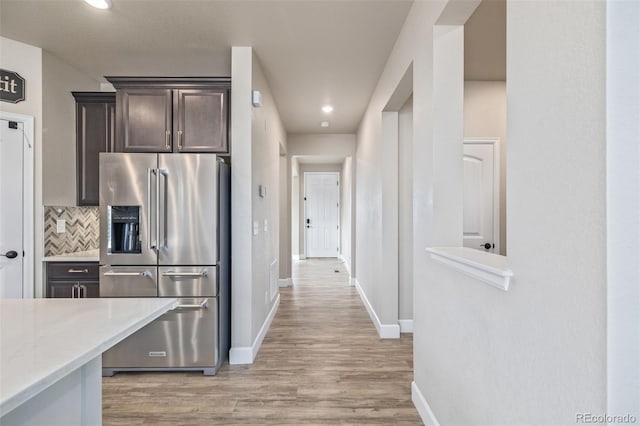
72 92 116 206
117 88 172 152
176 89 228 152
106 77 230 154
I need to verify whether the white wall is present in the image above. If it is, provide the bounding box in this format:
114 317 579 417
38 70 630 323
355 0 450 338
499 3 605 422
606 0 640 418
340 157 353 277
398 95 413 320
230 47 286 364
42 51 101 206
0 37 44 297
291 158 300 258
279 152 290 279
251 51 285 341
287 133 355 157
464 81 506 254
356 0 607 424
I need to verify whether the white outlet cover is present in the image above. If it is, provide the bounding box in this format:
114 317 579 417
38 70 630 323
56 219 66 233
264 219 268 232
253 221 259 236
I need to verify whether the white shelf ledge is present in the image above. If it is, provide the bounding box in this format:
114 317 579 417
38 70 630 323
426 247 513 291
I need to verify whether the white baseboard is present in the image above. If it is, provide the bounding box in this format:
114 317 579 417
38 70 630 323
412 381 440 426
399 319 414 333
299 254 307 260
292 254 300 261
279 278 293 288
229 293 280 365
339 255 352 277
353 279 400 339
349 277 356 287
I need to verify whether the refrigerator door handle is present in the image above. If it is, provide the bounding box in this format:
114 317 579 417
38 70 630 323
158 168 168 250
147 168 157 250
162 271 208 278
103 270 152 278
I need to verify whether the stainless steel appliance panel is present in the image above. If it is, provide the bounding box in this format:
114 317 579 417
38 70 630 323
99 266 157 297
102 298 217 368
158 154 218 265
158 266 217 297
100 153 158 266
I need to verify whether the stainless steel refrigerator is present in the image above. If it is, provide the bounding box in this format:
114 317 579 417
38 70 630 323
99 153 230 376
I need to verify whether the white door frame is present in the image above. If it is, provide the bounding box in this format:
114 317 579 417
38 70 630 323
463 137 500 254
303 172 340 258
0 112 34 298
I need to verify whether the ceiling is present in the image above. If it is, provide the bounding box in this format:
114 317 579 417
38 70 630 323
0 0 413 134
0 0 505 134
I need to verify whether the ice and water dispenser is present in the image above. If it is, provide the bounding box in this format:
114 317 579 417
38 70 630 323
108 206 141 254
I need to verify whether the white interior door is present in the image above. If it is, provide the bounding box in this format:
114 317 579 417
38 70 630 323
305 172 340 257
463 139 500 253
0 119 24 298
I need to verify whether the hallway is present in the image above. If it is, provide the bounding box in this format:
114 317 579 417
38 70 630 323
103 258 420 424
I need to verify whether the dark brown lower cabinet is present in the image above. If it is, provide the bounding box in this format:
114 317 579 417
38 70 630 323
46 262 99 298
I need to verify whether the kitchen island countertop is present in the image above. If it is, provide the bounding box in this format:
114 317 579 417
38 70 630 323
0 297 176 423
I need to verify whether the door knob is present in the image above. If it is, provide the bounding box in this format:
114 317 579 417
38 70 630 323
1 250 18 259
481 243 493 250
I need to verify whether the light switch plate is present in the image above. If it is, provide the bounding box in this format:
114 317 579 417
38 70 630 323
56 219 66 233
264 219 268 232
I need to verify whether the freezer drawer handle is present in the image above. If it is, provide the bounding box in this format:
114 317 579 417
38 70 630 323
103 270 152 277
174 299 209 309
67 268 89 274
162 271 208 278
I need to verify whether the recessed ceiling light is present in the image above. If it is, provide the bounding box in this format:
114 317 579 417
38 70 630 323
84 0 112 9
322 105 334 113
320 121 330 128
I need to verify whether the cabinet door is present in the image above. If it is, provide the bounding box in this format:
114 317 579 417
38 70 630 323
78 280 100 298
47 281 76 298
75 95 116 206
117 88 172 152
175 89 228 153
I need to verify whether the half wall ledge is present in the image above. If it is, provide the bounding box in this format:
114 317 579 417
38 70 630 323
426 247 513 291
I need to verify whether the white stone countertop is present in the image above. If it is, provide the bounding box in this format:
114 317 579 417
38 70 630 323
42 248 99 262
0 298 177 417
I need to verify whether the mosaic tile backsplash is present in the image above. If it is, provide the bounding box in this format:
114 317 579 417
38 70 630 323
44 206 99 256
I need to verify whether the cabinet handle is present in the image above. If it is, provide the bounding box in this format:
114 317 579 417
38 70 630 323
177 130 183 150
103 270 152 277
162 271 208 278
80 285 87 298
175 299 209 309
71 284 77 299
67 268 89 274
165 130 171 150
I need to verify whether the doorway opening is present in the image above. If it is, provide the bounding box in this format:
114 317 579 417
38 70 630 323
463 137 500 254
463 0 507 255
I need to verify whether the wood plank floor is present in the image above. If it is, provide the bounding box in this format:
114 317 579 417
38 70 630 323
103 258 421 425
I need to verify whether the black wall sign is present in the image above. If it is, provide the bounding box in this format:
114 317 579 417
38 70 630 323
0 69 26 104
